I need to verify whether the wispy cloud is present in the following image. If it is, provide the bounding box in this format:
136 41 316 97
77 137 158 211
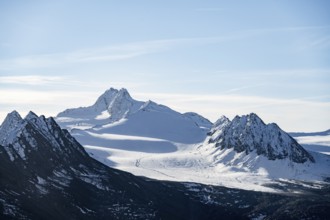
298 35 330 50
0 40 179 71
1 25 329 71
0 89 98 105
0 75 66 85
0 75 148 91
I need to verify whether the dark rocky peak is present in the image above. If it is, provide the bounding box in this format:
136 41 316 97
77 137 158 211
213 115 230 129
94 88 133 107
0 110 23 130
92 87 120 111
0 111 88 164
56 87 141 122
232 113 265 127
0 111 25 146
117 88 132 99
207 113 314 163
207 115 230 136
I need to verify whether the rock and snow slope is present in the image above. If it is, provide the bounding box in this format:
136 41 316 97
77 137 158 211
205 113 314 163
0 111 247 219
2 111 329 219
200 113 329 182
55 88 330 192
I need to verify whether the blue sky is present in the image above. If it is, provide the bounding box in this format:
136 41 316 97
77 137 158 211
0 0 330 131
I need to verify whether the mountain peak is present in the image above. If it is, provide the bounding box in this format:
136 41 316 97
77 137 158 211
232 113 265 128
92 88 119 111
57 87 143 124
207 113 314 163
1 110 23 126
25 111 39 121
213 115 230 128
0 111 24 146
94 88 132 106
0 111 88 162
118 88 130 96
7 110 22 120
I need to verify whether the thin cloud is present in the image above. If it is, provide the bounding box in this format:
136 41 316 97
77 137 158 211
0 89 98 105
0 40 176 71
1 25 329 71
0 75 148 91
0 38 200 70
0 75 66 85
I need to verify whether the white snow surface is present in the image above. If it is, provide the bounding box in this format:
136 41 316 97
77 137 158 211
294 134 330 155
183 112 212 129
55 88 330 192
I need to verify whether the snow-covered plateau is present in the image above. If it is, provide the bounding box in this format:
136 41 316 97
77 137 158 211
55 88 330 192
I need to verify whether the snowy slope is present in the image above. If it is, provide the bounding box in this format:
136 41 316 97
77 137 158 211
199 113 329 184
56 88 208 144
183 112 212 129
55 89 330 192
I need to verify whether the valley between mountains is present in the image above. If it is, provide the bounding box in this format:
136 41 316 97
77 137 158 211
1 87 330 219
55 88 330 192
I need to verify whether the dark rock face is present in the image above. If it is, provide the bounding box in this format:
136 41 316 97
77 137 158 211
208 113 314 163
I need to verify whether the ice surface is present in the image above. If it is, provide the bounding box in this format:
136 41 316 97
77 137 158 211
54 88 330 192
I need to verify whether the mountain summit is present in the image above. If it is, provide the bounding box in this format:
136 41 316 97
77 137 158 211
0 110 89 163
206 113 314 163
56 87 209 143
57 88 144 125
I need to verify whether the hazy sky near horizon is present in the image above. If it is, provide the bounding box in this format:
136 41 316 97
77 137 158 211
0 0 330 132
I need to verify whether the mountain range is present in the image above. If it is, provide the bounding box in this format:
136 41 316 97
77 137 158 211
1 87 330 219
55 88 330 192
1 111 330 219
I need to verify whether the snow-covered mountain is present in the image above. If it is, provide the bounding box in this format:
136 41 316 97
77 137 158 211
54 88 330 192
0 111 237 219
0 110 89 163
2 111 329 219
205 113 314 163
57 88 144 130
199 113 330 182
56 88 207 143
